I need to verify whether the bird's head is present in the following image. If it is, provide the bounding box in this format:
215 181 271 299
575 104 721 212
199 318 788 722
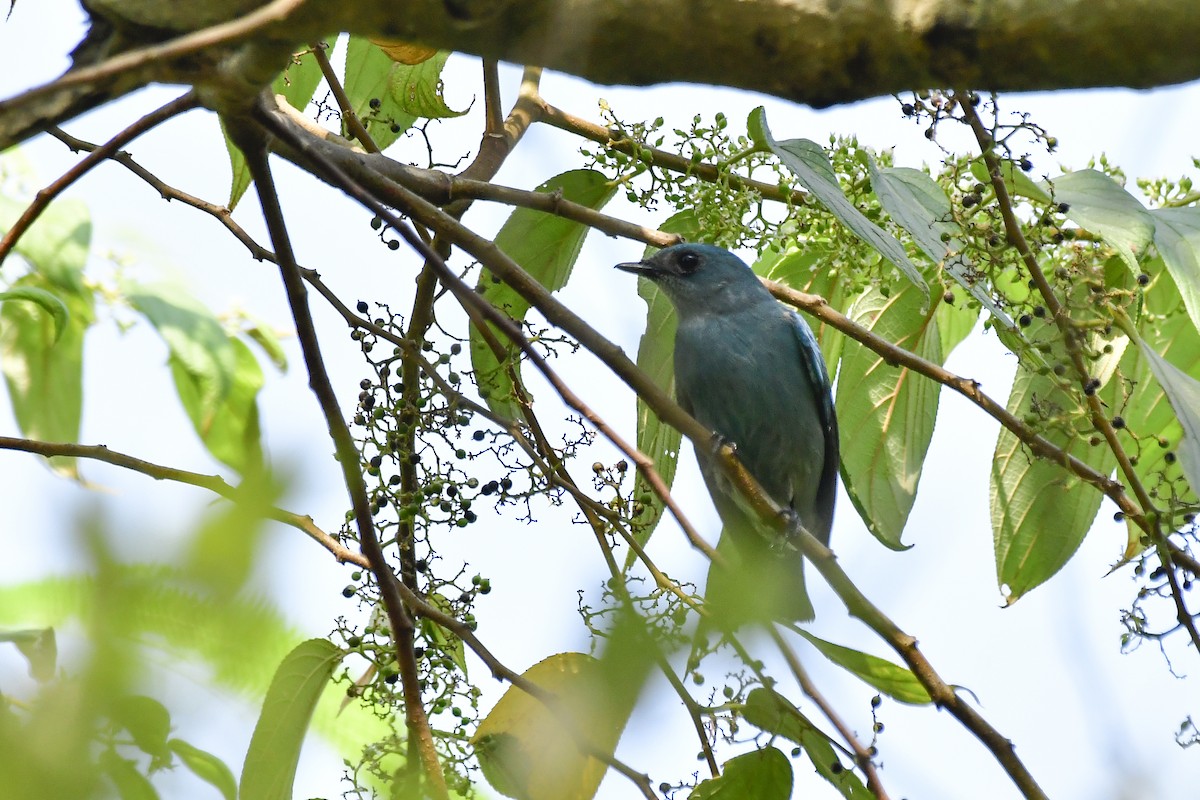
615 243 770 317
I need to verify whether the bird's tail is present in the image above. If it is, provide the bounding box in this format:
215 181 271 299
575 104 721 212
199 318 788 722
704 524 815 625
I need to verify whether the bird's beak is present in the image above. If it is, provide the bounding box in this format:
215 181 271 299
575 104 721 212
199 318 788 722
615 260 655 276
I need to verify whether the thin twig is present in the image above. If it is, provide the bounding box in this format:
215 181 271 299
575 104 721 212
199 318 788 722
310 40 379 152
539 100 811 207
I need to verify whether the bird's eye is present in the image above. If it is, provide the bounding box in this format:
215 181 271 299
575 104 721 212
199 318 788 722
677 251 700 272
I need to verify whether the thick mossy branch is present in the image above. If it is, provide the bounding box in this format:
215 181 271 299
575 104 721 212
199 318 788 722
4 0 1200 151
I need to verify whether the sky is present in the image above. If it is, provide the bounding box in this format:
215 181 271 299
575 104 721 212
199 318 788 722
1 2 1199 799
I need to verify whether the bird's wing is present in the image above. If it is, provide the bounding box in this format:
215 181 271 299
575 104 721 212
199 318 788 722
788 311 840 542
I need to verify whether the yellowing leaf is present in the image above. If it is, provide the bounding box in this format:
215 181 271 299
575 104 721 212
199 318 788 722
472 653 631 800
368 37 438 64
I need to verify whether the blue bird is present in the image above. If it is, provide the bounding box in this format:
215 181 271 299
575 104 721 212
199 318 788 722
617 243 839 621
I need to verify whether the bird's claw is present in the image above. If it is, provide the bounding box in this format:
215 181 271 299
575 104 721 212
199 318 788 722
771 509 803 554
710 433 736 458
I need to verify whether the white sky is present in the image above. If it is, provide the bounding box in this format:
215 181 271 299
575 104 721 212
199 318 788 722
1 3 1198 799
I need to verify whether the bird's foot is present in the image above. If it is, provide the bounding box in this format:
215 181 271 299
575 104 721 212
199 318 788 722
709 433 736 459
771 509 803 554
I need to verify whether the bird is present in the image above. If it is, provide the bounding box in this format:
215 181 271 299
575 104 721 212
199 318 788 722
616 243 839 622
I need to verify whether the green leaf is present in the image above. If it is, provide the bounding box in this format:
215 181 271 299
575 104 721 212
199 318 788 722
1043 169 1154 275
799 725 873 800
0 627 56 681
742 689 871 800
969 158 1052 204
129 281 235 399
227 40 334 209
990 366 1117 602
239 639 343 800
1136 341 1200 504
129 282 263 472
0 566 390 763
0 286 68 341
746 105 770 151
170 337 264 473
472 652 634 800
624 211 700 569
870 161 1011 327
1116 266 1200 545
0 196 91 293
751 108 926 295
343 38 463 152
169 739 237 800
0 273 93 476
742 687 818 743
243 323 288 372
111 695 172 763
690 747 792 800
101 752 160 800
222 120 253 213
470 169 617 419
1150 206 1200 336
795 630 931 704
836 282 940 549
